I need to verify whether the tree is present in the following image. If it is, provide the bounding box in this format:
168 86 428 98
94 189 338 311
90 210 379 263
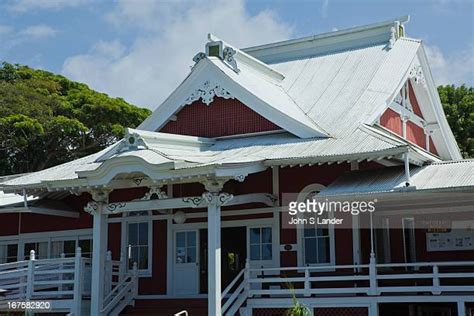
438 85 474 158
0 62 151 176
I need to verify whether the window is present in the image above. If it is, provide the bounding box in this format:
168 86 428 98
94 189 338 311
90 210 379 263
78 239 93 258
249 227 272 261
175 231 197 264
51 240 76 258
0 244 18 263
127 222 149 270
24 242 48 259
302 224 330 265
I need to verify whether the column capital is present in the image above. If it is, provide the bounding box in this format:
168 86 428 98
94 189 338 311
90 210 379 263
202 178 227 193
84 201 102 215
89 188 110 203
202 191 233 207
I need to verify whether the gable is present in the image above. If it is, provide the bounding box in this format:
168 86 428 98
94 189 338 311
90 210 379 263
379 79 439 155
160 97 281 137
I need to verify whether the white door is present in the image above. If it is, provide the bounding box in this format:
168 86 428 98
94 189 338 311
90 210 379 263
174 230 199 295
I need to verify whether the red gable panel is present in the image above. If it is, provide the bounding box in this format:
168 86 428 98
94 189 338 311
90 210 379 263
380 108 403 137
408 81 424 118
160 97 281 137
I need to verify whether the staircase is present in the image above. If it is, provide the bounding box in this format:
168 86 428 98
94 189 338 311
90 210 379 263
121 299 207 315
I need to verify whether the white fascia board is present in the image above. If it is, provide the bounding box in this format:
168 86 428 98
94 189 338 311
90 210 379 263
417 45 462 160
138 58 327 138
208 33 285 82
127 128 215 150
0 207 79 218
137 59 210 131
77 155 176 186
244 16 409 63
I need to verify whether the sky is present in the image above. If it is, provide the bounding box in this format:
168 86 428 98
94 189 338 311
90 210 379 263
0 0 473 109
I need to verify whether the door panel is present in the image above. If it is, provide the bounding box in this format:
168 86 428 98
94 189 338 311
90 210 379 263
174 230 199 295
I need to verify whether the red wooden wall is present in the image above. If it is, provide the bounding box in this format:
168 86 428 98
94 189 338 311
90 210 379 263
160 97 281 137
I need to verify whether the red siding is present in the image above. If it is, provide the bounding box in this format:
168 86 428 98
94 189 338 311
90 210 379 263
429 136 439 156
406 120 426 149
12 193 93 234
160 97 281 137
408 81 424 118
108 223 121 260
380 108 403 137
278 164 352 266
138 220 167 294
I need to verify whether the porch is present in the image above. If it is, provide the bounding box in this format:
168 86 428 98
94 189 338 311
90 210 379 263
0 248 137 315
223 260 474 315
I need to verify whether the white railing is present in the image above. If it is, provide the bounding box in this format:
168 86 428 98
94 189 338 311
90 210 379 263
247 260 474 297
101 262 138 316
222 260 250 316
0 247 91 315
221 260 474 315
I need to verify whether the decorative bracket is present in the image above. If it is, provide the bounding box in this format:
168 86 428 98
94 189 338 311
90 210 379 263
202 192 233 207
84 201 99 215
234 174 247 183
184 80 234 106
409 65 426 87
140 187 167 200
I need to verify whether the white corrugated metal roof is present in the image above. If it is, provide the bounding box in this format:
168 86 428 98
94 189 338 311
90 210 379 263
320 160 474 196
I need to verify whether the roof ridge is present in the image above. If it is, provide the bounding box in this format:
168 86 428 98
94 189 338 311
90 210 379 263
242 15 410 53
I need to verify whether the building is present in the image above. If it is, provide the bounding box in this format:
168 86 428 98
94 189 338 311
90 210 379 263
0 16 473 316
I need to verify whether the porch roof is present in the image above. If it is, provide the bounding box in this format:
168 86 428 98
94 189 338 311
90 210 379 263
319 159 474 196
0 124 436 192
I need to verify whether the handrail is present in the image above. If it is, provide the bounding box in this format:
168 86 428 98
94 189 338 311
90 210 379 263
101 262 138 315
221 260 250 316
222 268 245 298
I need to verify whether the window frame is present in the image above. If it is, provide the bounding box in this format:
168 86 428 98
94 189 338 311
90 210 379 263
295 183 336 268
125 219 153 276
247 225 273 264
0 229 92 262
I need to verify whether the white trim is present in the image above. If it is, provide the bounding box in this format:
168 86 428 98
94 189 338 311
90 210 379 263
137 57 326 138
417 45 462 160
272 166 281 269
295 184 336 268
123 219 153 277
402 217 416 264
173 228 200 295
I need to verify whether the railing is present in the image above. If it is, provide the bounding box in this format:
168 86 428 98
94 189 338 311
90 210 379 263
0 247 91 315
101 262 138 316
221 260 474 315
248 260 474 297
222 260 249 316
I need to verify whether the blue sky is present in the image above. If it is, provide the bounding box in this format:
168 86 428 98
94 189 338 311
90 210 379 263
0 0 472 109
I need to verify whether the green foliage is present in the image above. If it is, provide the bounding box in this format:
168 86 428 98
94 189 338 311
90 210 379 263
438 85 474 158
285 285 313 316
0 62 151 175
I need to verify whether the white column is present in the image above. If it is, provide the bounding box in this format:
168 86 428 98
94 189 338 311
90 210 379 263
369 301 379 316
352 214 361 271
89 202 108 316
203 191 232 316
457 301 466 316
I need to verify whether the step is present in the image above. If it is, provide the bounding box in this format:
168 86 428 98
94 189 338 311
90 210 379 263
121 299 208 316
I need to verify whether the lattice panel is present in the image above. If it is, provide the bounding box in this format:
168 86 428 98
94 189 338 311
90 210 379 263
315 307 368 316
253 308 289 316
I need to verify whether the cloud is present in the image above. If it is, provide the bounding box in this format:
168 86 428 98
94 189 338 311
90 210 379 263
62 0 293 109
6 0 88 12
425 44 474 86
20 25 57 38
0 25 13 35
